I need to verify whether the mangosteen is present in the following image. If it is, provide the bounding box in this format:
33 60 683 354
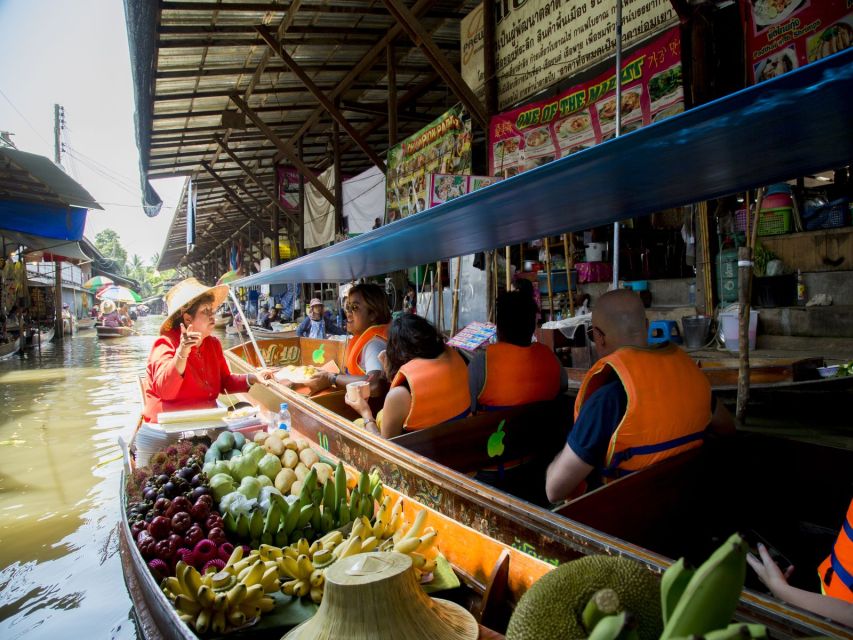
156 474 169 485
162 481 177 498
190 474 204 487
191 486 210 501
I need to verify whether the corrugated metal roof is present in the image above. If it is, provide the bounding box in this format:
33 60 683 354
0 148 103 210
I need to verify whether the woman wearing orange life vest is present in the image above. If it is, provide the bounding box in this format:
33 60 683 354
345 314 470 438
747 497 853 627
305 283 391 397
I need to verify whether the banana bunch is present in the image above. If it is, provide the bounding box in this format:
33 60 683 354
162 549 277 634
278 531 344 604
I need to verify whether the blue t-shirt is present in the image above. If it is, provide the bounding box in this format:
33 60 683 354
567 380 627 469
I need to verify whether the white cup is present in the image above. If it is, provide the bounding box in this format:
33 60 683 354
346 381 370 403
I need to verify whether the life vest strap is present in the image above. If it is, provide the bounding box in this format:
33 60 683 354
830 549 853 591
602 429 706 477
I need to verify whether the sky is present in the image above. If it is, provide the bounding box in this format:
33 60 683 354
0 0 184 266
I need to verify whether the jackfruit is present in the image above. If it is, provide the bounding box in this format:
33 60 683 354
506 555 661 640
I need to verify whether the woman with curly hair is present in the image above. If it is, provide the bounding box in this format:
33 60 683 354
344 313 470 438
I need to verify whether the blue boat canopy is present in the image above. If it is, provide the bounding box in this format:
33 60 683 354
234 49 853 287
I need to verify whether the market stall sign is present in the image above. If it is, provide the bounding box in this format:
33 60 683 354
277 166 300 212
741 0 852 85
461 0 678 110
489 27 683 177
385 106 472 223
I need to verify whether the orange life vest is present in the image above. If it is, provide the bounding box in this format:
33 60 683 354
818 498 853 603
574 343 711 481
477 342 562 410
344 324 389 375
390 348 470 431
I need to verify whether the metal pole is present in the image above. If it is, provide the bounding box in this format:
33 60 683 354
612 0 623 289
229 287 267 369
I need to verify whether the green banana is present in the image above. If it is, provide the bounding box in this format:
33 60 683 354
236 513 250 539
320 510 334 533
334 461 347 507
283 500 300 535
323 478 336 512
703 624 751 640
223 512 238 535
725 623 767 638
661 557 696 626
371 479 383 502
274 523 289 547
582 588 621 633
297 504 315 529
588 612 637 640
360 493 374 518
349 488 360 516
660 533 748 640
310 504 322 531
249 509 265 540
357 470 370 495
337 497 350 527
263 502 282 538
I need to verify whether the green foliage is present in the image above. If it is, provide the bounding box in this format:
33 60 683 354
94 229 128 273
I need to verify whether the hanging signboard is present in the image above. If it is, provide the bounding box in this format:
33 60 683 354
489 27 683 177
276 166 301 212
461 0 678 110
385 106 472 223
741 0 852 85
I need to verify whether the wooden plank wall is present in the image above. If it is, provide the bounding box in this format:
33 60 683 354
759 227 853 272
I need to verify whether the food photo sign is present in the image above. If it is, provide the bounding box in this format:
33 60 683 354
742 0 852 84
489 28 683 177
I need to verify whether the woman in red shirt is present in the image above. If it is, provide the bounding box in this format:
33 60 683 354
142 278 274 422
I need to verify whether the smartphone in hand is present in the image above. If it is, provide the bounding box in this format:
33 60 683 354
745 529 793 575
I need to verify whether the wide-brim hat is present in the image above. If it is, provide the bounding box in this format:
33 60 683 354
101 300 116 314
160 277 229 333
285 552 477 640
309 298 323 308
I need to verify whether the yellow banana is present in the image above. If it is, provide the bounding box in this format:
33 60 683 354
361 535 379 552
661 532 748 639
320 530 343 548
417 529 437 553
293 580 310 598
297 538 310 556
372 496 391 537
258 595 276 612
174 594 202 616
403 509 428 541
422 557 437 573
379 538 395 552
310 568 325 588
243 583 265 602
308 540 321 556
185 566 202 595
283 546 299 560
312 549 334 567
225 545 244 569
195 609 211 634
394 537 421 555
197 584 215 608
173 562 192 597
258 544 282 560
226 582 248 608
261 566 280 592
227 610 246 627
239 602 261 620
409 552 428 569
282 578 300 596
201 572 213 589
211 610 227 634
339 536 363 559
241 560 266 587
360 516 373 539
232 558 251 575
310 586 324 604
162 577 184 599
281 556 301 579
178 613 195 626
213 592 228 611
297 554 314 580
393 521 409 544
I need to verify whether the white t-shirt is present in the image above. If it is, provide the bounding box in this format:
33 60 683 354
359 336 386 373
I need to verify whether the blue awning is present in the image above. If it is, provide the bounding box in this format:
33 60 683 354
234 48 853 287
0 199 87 241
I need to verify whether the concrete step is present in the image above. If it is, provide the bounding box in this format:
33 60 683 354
756 305 853 338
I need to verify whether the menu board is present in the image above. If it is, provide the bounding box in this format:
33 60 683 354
385 106 473 223
447 321 497 351
276 166 300 212
425 174 502 208
489 28 683 177
742 0 852 84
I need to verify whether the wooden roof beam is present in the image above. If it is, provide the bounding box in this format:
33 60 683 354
339 101 434 123
379 0 488 130
157 35 392 48
156 62 433 79
160 1 464 18
152 103 317 120
230 93 335 206
159 25 390 36
201 161 271 231
256 24 386 172
153 83 374 102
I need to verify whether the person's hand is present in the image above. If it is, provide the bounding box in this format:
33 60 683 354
251 368 277 385
179 322 202 357
344 391 370 417
304 371 332 394
747 543 794 598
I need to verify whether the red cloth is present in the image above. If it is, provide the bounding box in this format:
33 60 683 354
142 328 249 422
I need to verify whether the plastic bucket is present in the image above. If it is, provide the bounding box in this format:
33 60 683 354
719 310 758 352
682 315 712 349
585 242 605 262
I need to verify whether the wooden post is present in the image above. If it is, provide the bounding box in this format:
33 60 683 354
696 201 712 314
544 237 553 321
387 44 398 147
504 246 511 290
563 233 574 316
54 260 63 341
436 260 444 333
271 205 280 266
482 0 498 116
451 256 461 335
333 109 343 237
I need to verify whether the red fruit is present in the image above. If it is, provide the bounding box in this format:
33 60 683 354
168 533 184 552
190 501 210 523
136 530 157 558
218 542 234 562
184 524 204 547
148 558 169 581
207 527 228 546
195 494 213 508
202 559 225 574
153 498 171 515
205 514 223 531
147 515 171 540
176 547 194 566
171 511 192 534
131 521 146 539
193 539 217 563
167 496 192 518
155 539 174 561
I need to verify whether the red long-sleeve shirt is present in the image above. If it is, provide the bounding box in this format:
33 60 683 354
142 328 249 422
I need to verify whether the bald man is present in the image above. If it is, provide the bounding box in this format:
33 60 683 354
545 290 733 503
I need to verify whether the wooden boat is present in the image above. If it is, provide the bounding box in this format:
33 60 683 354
0 335 21 360
24 326 55 346
221 336 851 638
97 325 134 339
251 323 303 340
77 317 96 330
214 312 232 328
119 419 551 639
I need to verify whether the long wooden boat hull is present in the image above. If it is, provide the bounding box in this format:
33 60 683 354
214 315 231 327
0 336 21 360
120 426 552 639
77 318 96 330
97 326 133 339
24 327 55 346
224 338 851 638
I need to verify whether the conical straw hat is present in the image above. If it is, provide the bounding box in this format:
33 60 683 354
285 552 478 640
159 277 229 334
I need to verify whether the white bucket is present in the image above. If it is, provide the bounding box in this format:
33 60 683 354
719 310 758 353
585 242 605 262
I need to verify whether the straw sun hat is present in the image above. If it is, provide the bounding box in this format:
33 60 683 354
160 277 229 333
285 552 478 640
101 299 117 314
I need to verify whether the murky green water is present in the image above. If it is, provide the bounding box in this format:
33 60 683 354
0 317 168 639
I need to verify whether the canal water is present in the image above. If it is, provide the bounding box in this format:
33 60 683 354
0 316 221 639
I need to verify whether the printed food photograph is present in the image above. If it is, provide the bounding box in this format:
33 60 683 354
493 136 520 160
524 126 553 151
602 120 643 140
754 47 797 83
807 18 852 62
751 0 805 27
652 102 685 122
555 112 592 139
598 89 641 121
524 154 555 170
648 65 683 103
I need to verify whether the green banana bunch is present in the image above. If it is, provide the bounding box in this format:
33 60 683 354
588 612 638 640
660 557 695 627
660 533 748 639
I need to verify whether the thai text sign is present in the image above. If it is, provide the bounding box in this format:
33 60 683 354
489 27 682 176
386 106 472 223
741 0 852 85
461 0 677 110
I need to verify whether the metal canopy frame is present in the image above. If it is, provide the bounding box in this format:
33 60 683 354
232 50 853 286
